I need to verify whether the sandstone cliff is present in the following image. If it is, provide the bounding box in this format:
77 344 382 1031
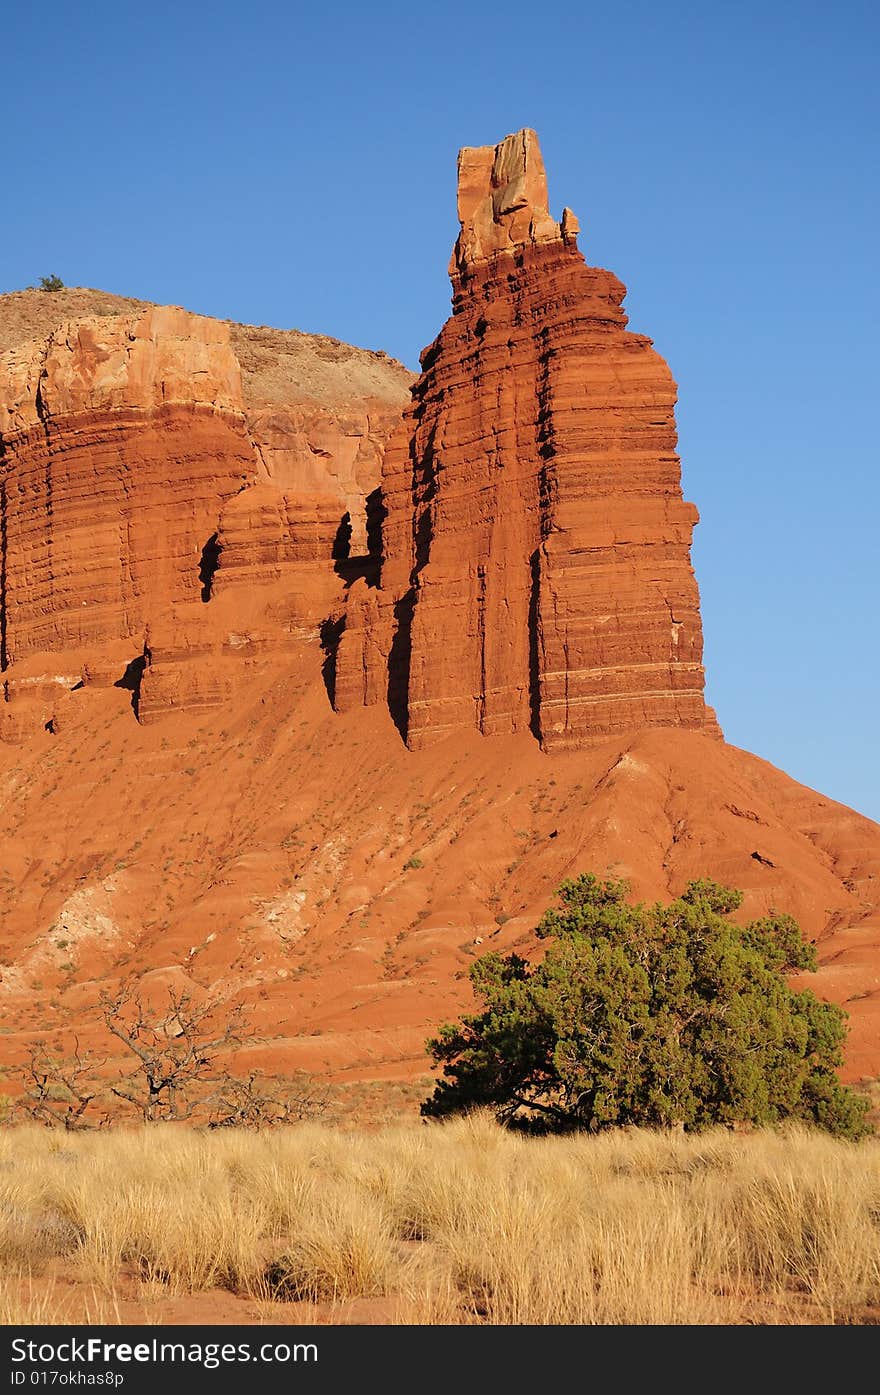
0 289 410 737
336 129 719 750
0 142 877 1101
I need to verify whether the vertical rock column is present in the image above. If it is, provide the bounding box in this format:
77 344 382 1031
337 127 719 749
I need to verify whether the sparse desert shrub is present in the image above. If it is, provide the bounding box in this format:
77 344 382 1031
18 1039 107 1132
37 274 64 292
422 874 871 1138
14 985 326 1130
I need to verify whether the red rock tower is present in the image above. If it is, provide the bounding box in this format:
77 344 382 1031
337 128 720 749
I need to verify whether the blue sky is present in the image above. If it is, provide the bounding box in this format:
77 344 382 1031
3 1 878 819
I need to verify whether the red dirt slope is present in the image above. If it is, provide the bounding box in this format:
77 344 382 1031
0 677 877 1084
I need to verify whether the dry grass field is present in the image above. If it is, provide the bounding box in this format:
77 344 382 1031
1 1115 879 1326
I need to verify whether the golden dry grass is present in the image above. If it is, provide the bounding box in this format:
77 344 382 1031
0 1115 878 1324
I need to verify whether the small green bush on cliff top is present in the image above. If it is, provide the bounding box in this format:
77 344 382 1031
422 874 870 1139
38 274 64 292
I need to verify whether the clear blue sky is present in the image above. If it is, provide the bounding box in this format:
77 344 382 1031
3 1 878 820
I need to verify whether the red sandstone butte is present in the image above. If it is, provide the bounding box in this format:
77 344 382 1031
336 128 719 751
0 136 878 1097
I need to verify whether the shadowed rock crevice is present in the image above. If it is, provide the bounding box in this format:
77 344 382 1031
332 512 352 562
387 590 415 742
365 487 385 569
198 533 221 603
333 510 380 590
528 549 542 743
115 654 147 720
319 616 345 708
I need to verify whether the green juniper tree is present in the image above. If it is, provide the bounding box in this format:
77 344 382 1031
423 875 870 1139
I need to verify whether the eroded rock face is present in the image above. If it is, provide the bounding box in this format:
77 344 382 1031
451 128 564 272
0 294 411 736
337 128 719 750
0 145 878 1095
0 310 252 671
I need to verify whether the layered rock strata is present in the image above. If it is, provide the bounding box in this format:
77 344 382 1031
0 145 878 1095
337 128 719 750
0 295 410 736
0 309 250 665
